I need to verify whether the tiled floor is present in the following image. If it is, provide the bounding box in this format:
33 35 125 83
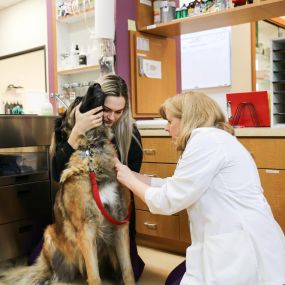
0 246 185 285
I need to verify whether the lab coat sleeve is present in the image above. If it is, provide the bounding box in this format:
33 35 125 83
150 177 167 187
144 133 226 215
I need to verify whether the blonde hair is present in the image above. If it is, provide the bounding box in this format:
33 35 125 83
99 74 141 164
160 91 234 151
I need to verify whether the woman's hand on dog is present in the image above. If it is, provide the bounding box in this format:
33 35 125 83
68 104 103 149
114 157 136 189
114 157 150 203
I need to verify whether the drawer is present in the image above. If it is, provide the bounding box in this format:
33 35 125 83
136 209 179 240
142 137 179 163
141 163 176 178
0 181 51 224
239 138 285 169
259 169 285 232
0 219 47 262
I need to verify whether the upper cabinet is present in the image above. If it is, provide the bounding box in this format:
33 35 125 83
129 31 177 118
136 0 285 37
52 0 100 109
131 0 285 118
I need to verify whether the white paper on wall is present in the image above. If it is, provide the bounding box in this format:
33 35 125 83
137 37 150 51
142 59 162 79
181 27 232 90
94 0 115 40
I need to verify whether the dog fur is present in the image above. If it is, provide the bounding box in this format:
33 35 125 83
0 84 135 285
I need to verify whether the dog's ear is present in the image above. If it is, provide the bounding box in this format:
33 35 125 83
79 83 105 113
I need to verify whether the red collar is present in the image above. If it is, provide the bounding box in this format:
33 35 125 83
89 171 131 225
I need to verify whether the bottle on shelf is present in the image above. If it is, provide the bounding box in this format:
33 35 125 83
180 4 188 18
187 1 195 17
70 44 80 68
153 0 165 24
79 49 87 66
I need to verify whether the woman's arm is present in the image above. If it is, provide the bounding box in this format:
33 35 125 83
115 158 150 203
52 104 103 182
116 132 226 215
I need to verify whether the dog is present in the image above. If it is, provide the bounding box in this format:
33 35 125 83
0 84 135 285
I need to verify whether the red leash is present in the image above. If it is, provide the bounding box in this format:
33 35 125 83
89 171 131 225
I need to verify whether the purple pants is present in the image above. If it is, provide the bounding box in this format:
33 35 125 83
165 260 186 285
28 237 145 282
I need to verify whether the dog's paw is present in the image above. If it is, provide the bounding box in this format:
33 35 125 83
60 165 87 183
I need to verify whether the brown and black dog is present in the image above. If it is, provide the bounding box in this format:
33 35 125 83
0 84 135 285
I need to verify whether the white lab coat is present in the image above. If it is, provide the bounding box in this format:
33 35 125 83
145 128 285 285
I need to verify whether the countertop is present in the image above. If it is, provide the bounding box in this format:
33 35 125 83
139 127 285 137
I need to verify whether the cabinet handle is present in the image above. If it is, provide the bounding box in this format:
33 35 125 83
144 222 157 230
143 149 156 155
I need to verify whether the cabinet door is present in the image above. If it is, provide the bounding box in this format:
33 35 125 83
259 169 285 232
0 181 51 224
239 138 285 169
130 31 177 118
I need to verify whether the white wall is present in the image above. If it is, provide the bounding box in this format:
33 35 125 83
0 0 48 114
0 0 47 56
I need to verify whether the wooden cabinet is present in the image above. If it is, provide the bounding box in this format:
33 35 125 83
129 31 177 118
239 137 285 169
131 0 285 118
239 137 285 233
136 137 191 255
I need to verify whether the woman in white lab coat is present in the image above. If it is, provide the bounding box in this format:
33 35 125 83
115 91 285 285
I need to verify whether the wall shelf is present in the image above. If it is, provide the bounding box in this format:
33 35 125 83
57 65 100 75
57 8 94 24
272 38 285 127
139 0 285 37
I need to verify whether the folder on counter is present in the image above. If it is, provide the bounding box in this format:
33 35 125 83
226 91 270 127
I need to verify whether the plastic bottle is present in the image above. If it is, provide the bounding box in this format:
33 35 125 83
40 93 54 115
180 4 188 18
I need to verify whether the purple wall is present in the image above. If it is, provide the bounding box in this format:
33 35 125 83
115 0 136 90
46 0 56 110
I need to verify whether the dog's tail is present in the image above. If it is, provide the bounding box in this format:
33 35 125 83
0 252 52 285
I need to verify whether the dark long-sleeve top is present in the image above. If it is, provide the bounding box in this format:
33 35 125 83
52 125 143 182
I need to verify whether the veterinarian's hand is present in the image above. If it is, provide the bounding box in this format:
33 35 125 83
114 157 136 189
114 158 149 203
68 104 103 149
